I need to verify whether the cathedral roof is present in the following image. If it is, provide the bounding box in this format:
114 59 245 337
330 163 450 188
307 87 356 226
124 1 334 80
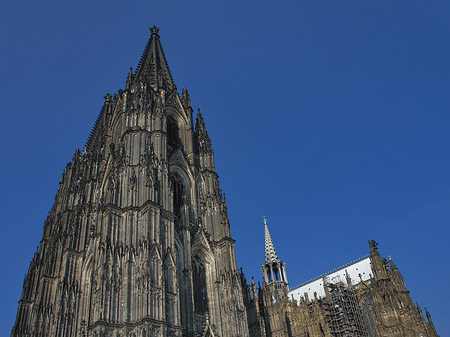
264 217 280 264
135 26 176 91
288 255 372 301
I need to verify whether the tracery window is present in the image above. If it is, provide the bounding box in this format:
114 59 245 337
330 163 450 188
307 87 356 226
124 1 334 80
167 116 180 147
361 296 376 337
192 255 208 314
170 173 184 217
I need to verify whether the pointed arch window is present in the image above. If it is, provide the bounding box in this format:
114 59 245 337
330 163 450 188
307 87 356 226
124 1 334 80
273 263 279 280
265 264 272 282
362 296 376 337
167 116 180 147
170 173 184 217
192 255 209 314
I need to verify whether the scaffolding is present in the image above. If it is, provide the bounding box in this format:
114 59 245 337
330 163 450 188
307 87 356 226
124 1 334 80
322 282 368 337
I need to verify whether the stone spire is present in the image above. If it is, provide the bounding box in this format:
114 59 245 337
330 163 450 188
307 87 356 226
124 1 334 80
264 216 279 263
195 109 213 154
261 217 288 297
195 109 216 170
135 26 175 91
425 307 438 335
368 239 387 279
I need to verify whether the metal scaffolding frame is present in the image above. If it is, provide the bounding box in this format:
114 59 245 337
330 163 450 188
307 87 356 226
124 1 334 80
322 282 368 337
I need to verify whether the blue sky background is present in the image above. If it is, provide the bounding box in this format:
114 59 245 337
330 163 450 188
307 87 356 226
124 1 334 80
1 0 449 335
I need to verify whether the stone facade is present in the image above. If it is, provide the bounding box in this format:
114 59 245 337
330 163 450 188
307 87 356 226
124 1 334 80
11 28 439 337
11 27 247 337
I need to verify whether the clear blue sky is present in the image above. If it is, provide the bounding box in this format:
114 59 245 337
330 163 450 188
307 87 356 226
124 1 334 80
1 0 449 335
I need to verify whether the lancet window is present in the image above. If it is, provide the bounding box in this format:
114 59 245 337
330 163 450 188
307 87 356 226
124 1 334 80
167 116 180 147
170 173 184 217
192 255 208 314
273 265 279 280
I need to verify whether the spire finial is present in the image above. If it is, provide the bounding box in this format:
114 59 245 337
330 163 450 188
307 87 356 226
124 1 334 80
263 216 267 225
150 26 160 36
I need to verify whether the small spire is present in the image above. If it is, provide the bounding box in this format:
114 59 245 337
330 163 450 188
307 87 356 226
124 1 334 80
389 255 398 270
416 302 425 319
345 269 352 286
196 108 204 123
181 87 191 108
126 67 133 89
195 109 213 155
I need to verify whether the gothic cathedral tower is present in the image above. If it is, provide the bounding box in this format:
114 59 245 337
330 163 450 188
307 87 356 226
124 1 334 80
11 27 248 337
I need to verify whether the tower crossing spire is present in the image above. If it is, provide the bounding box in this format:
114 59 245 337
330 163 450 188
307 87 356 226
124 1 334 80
264 216 279 263
261 217 289 296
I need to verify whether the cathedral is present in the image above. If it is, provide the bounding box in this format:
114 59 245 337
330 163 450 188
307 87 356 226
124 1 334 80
11 27 439 337
241 219 439 337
